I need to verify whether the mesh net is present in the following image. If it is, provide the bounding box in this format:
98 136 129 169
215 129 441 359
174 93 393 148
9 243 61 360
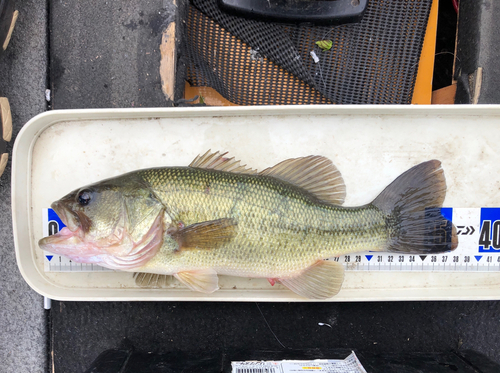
185 0 432 105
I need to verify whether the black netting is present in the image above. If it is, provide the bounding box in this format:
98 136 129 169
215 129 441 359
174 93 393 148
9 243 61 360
185 0 432 105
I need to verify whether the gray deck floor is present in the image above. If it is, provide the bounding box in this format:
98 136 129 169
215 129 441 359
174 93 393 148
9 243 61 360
0 1 47 371
1 1 500 372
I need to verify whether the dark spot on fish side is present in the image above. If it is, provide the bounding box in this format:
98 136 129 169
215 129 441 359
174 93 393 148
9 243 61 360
204 182 211 195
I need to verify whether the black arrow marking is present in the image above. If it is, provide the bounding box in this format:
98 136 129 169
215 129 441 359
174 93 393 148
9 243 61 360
419 255 427 262
458 226 476 235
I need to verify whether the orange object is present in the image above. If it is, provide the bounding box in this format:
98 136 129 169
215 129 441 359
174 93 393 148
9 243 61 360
184 83 238 106
431 84 457 104
412 0 439 104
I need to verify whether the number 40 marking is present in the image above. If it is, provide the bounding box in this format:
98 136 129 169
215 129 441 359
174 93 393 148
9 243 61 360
479 220 500 250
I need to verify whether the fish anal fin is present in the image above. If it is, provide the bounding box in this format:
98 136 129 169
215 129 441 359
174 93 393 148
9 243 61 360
189 150 258 175
279 260 345 299
171 218 237 251
259 156 346 205
133 272 170 287
174 269 219 293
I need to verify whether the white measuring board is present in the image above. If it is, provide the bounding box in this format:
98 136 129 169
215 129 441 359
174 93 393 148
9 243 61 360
42 207 500 273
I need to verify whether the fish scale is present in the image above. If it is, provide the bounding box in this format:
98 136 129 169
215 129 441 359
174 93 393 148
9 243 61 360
138 167 388 278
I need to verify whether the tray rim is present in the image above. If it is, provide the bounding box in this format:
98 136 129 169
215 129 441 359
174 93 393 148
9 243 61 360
12 104 500 301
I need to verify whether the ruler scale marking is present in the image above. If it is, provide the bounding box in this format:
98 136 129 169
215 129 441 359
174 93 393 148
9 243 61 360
41 207 500 273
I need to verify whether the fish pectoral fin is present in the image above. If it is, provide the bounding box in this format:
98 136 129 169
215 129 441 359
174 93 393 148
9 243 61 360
174 269 219 293
172 218 237 250
279 260 345 299
189 150 258 175
259 156 346 205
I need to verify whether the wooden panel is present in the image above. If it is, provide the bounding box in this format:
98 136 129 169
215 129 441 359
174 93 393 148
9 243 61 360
431 84 457 104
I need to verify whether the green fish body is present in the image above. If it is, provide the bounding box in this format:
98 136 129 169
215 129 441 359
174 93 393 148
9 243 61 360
39 151 458 299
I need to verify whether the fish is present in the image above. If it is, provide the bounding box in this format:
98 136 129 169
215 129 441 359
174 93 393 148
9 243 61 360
39 150 458 299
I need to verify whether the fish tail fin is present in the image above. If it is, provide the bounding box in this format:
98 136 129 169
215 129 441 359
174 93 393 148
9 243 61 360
372 160 458 254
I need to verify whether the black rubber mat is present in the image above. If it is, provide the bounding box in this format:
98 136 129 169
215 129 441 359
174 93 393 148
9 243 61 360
84 347 500 372
186 0 432 104
52 301 500 372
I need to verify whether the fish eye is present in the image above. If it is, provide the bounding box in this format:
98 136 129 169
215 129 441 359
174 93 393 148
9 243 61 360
77 190 92 206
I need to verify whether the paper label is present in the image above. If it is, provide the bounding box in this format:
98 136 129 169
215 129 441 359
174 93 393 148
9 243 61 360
231 352 367 373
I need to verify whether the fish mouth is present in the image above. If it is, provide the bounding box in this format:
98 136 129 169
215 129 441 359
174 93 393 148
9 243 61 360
38 201 86 256
39 226 80 249
38 225 87 260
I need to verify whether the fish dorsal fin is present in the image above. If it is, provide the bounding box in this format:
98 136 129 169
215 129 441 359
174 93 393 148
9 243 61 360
170 218 238 251
259 156 346 205
279 260 345 299
174 269 219 293
190 150 258 175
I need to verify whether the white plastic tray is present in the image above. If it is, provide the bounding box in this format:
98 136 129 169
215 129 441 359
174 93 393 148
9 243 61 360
12 105 500 301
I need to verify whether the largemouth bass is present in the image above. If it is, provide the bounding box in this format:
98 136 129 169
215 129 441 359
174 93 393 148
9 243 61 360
39 151 458 299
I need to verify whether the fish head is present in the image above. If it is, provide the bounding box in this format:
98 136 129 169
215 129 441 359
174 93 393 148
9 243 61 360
38 173 165 270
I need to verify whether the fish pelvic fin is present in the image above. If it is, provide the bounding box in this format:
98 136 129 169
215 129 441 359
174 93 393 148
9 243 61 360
174 269 219 293
279 260 345 299
372 160 458 254
259 155 346 205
